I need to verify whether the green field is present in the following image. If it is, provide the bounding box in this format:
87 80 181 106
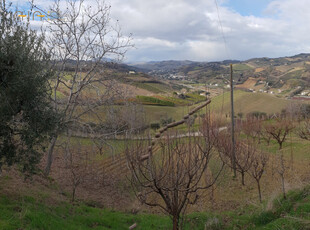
209 90 290 115
131 82 171 93
233 64 253 71
126 90 293 125
1 184 310 229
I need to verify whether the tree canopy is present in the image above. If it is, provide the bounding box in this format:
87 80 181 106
0 1 57 175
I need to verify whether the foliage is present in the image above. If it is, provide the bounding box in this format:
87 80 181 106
150 122 160 130
247 111 267 119
136 95 175 106
0 1 57 174
160 116 175 126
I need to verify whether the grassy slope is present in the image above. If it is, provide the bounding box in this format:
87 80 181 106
209 90 290 115
1 185 310 229
0 193 213 230
133 90 291 126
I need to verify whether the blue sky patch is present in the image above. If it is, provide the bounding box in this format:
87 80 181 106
223 0 274 17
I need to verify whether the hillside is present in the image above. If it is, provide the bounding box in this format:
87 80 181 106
129 60 195 73
130 54 310 99
209 90 291 115
2 172 310 229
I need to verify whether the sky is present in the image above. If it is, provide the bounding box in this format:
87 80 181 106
10 0 310 63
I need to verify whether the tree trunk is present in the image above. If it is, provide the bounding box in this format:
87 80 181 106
44 135 58 176
279 142 283 150
281 174 286 199
72 186 76 203
241 171 245 186
257 180 262 203
172 215 179 230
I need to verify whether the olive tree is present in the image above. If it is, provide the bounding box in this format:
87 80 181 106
0 0 57 175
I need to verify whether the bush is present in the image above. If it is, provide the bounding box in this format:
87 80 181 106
136 96 175 106
150 123 160 130
160 117 174 126
0 2 58 175
247 111 267 119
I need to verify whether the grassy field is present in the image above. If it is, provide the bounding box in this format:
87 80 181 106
209 90 291 115
131 82 171 94
1 119 310 229
1 183 310 229
233 63 253 71
127 90 292 125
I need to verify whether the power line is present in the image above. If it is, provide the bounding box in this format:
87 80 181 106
214 0 236 177
214 0 230 59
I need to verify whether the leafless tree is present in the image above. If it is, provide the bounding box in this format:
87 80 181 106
297 118 310 141
217 134 255 186
275 153 288 199
261 129 272 146
241 117 262 143
264 119 295 150
58 135 93 203
249 150 269 203
35 0 132 175
125 117 223 230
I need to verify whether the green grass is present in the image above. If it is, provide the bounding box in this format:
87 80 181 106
186 93 206 102
209 90 290 115
132 82 170 94
2 185 310 229
281 70 304 81
152 94 206 106
233 64 253 71
136 96 175 106
223 186 310 230
143 101 207 123
0 194 221 230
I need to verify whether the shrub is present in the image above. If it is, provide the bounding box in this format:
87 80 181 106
136 96 175 106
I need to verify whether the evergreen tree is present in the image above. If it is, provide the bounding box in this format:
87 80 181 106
0 1 57 175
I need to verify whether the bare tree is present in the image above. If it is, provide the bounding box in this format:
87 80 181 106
241 117 262 143
275 153 288 199
36 0 132 175
56 132 96 203
297 118 310 141
126 117 223 230
249 151 269 203
261 129 272 146
217 134 255 186
264 119 295 150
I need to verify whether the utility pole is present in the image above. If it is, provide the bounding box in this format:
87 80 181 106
230 64 236 178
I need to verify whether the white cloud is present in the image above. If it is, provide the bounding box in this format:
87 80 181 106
12 0 310 62
109 0 310 62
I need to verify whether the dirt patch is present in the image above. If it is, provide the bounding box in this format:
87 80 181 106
255 67 265 73
236 77 258 89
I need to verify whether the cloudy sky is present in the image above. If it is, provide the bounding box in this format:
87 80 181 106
13 0 310 62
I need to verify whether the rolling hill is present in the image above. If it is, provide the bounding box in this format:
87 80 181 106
130 54 310 94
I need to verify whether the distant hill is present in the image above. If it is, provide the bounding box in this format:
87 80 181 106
129 60 195 72
130 54 310 92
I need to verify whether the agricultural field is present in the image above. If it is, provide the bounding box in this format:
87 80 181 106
2 117 310 229
3 0 310 228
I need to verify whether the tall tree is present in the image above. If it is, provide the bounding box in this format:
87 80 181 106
37 0 132 175
0 0 57 175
